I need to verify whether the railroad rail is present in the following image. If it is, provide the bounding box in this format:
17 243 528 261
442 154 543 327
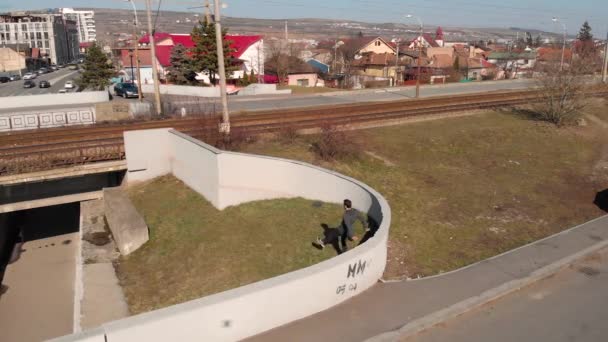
1 88 606 176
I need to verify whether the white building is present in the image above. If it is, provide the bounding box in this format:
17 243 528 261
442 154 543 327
0 12 79 65
61 8 96 42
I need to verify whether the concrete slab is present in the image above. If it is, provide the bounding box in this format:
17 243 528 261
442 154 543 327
103 187 148 255
80 263 129 330
0 232 78 342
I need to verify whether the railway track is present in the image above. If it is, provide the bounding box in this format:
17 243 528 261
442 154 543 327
1 88 605 175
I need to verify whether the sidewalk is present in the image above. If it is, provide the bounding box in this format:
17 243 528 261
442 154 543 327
245 214 608 342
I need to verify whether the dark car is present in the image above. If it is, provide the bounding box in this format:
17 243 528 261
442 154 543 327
114 82 139 98
23 80 36 88
39 80 51 88
0 76 9 83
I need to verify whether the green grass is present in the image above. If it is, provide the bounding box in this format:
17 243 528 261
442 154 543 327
242 103 608 279
116 176 353 314
277 85 341 94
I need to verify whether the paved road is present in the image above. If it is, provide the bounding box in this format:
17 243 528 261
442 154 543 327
152 79 535 115
405 247 608 342
0 68 79 97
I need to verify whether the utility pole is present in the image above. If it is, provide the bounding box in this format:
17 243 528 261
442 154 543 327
125 0 143 101
394 40 399 87
602 30 608 83
214 0 230 134
416 33 422 98
204 0 211 24
145 0 162 115
284 20 288 41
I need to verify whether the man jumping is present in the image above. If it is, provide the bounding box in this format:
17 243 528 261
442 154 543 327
313 199 369 254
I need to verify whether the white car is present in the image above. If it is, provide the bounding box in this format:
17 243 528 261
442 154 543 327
64 81 75 89
23 73 37 80
58 89 67 93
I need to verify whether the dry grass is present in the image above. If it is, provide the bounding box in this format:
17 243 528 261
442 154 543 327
243 101 608 279
116 176 353 314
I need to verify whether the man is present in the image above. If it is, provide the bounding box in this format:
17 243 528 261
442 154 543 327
313 199 369 254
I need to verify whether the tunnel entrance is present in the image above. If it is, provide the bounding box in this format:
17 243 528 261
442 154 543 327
0 202 81 342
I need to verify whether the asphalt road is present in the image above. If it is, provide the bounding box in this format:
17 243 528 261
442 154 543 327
0 68 79 97
404 247 608 342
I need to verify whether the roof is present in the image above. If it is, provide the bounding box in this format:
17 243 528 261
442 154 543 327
536 47 572 62
138 32 262 59
307 59 330 74
79 42 92 48
410 34 439 48
154 46 174 67
341 36 395 54
488 51 536 60
467 58 496 69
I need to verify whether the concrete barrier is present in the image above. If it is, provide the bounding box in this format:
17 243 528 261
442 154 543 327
103 187 149 255
237 84 292 96
56 128 390 342
0 91 109 111
141 84 220 97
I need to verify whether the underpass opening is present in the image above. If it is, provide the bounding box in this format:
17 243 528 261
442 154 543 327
0 202 81 342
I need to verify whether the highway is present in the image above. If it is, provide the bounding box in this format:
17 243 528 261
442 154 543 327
0 68 79 97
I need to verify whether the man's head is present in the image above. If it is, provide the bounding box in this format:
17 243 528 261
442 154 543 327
343 199 352 210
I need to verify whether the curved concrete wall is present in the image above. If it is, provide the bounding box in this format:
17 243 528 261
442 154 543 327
58 129 391 342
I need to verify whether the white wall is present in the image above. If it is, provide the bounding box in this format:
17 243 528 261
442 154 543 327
0 91 108 111
58 128 391 342
141 84 220 97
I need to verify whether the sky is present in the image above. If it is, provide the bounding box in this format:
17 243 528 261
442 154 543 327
1 0 607 36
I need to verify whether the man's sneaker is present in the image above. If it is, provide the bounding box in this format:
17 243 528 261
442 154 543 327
312 237 324 250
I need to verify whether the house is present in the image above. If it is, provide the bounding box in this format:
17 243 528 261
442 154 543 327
465 58 498 80
408 30 441 49
347 36 396 55
487 51 536 78
487 51 536 70
426 47 454 59
264 55 323 87
119 48 161 84
138 32 264 83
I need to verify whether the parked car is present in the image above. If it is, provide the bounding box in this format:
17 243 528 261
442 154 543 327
50 65 58 71
23 80 36 88
64 80 75 89
9 74 21 81
0 76 9 83
37 68 48 75
23 72 37 80
68 64 78 71
114 82 139 98
39 80 51 88
58 89 67 93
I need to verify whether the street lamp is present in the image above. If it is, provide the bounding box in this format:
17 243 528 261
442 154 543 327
552 17 567 71
125 0 143 102
406 14 423 98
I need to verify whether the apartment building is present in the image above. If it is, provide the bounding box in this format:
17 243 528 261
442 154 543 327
0 12 79 65
61 8 96 42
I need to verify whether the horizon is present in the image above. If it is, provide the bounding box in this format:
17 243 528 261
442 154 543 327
1 1 606 37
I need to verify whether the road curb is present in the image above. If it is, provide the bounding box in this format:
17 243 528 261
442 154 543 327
365 238 608 342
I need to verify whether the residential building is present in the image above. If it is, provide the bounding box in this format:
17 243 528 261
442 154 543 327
60 8 96 42
0 12 78 65
137 32 264 83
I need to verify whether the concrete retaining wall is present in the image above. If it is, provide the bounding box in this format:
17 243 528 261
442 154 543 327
0 91 109 111
57 128 390 342
141 84 221 97
237 83 292 96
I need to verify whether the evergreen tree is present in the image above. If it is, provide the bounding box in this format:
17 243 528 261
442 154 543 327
249 69 256 83
189 19 235 86
77 44 114 91
167 43 196 85
578 21 593 41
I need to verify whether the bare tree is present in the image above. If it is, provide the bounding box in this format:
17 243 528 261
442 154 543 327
533 60 589 126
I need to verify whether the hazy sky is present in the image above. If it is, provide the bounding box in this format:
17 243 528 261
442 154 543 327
1 0 606 35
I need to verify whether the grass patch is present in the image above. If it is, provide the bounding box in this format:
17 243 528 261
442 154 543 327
242 102 608 279
116 176 352 314
277 85 341 94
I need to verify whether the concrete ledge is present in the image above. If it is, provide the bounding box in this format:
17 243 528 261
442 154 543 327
103 187 149 255
0 161 127 186
0 191 103 214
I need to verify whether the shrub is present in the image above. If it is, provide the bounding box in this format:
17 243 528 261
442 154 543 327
310 123 360 161
276 124 300 144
